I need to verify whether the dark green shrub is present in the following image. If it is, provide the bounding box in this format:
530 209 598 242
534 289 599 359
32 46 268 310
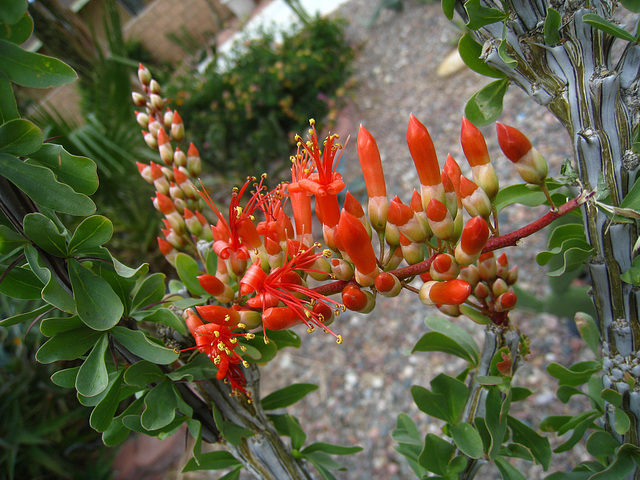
165 15 354 180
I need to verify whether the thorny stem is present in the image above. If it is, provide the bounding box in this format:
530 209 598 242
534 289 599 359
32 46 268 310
314 191 590 297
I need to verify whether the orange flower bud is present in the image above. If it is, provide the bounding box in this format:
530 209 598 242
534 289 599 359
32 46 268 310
407 114 440 187
163 107 173 129
171 110 185 142
459 176 492 219
399 233 424 265
478 252 497 281
454 216 490 266
157 237 177 266
195 304 241 326
197 274 225 297
187 143 202 177
137 162 153 184
132 92 146 107
375 272 402 297
459 264 480 287
492 278 509 297
496 122 548 186
430 253 460 281
138 63 152 86
496 253 510 279
262 306 303 331
142 130 158 149
357 124 386 197
461 118 490 167
420 279 471 306
337 210 378 278
342 284 375 313
426 198 454 240
495 291 517 312
474 282 490 300
331 258 354 281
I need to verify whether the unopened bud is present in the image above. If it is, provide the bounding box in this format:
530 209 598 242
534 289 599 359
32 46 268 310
138 64 152 86
375 272 402 297
460 176 492 219
454 216 490 266
132 92 146 107
187 143 202 177
478 252 497 281
143 130 158 149
171 110 185 142
474 282 490 300
496 122 548 186
495 291 517 312
150 93 164 111
163 108 173 129
174 147 187 167
420 279 471 306
430 253 460 281
426 198 454 240
157 129 173 165
149 79 162 95
492 278 509 297
135 111 150 129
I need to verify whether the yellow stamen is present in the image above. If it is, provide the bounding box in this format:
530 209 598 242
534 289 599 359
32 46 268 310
242 360 249 368
336 335 343 344
237 323 246 329
245 333 255 340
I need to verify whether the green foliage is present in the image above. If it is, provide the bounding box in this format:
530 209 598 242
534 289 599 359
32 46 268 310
164 15 353 179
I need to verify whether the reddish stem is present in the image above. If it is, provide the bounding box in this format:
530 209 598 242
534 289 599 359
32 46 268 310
314 193 587 297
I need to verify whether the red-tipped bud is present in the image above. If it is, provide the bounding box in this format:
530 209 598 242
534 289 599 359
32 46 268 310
399 233 424 265
443 155 462 198
174 147 187 167
438 304 461 317
492 278 509 297
163 107 173 129
313 301 335 327
357 124 387 197
375 272 402 297
430 253 460 281
407 114 440 187
495 291 517 312
185 314 204 335
496 122 547 186
136 111 150 129
507 265 518 285
138 63 152 86
137 162 153 184
459 265 480 287
154 192 175 215
150 93 164 111
238 309 262 329
342 284 375 313
142 130 158 149
187 143 202 177
157 237 177 266
132 92 146 107
195 304 240 326
478 252 497 281
157 129 173 164
496 253 510 279
184 208 203 236
455 216 490 266
426 198 454 240
239 261 267 296
459 176 492 219
344 191 372 238
149 79 162 95
337 210 378 278
461 118 490 167
420 279 471 306
262 307 303 331
198 274 225 296
171 110 185 142
474 282 490 300
331 258 354 281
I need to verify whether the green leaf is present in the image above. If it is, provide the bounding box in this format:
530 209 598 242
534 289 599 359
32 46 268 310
451 421 484 458
301 442 362 456
464 78 509 126
212 403 254 446
614 406 631 435
0 263 43 299
412 331 478 363
485 387 509 459
418 433 454 475
23 242 75 312
50 366 80 388
422 315 480 364
497 25 517 69
29 143 98 195
583 13 637 43
0 38 77 88
138 307 187 336
124 360 165 388
554 412 599 453
458 33 505 79
175 253 208 296
0 118 42 155
1 303 50 327
240 332 278 364
268 413 307 450
40 315 83 336
464 0 506 29
0 11 33 44
265 329 301 349
261 383 318 410
544 8 562 45
573 312 601 357
0 153 95 215
411 373 468 425
23 212 67 257
0 0 28 26
507 415 551 469
442 0 456 20
110 326 178 364
620 0 640 12
35 326 102 363
495 456 528 480
69 259 123 330
141 379 179 430
0 224 26 254
459 304 492 324
547 360 602 386
90 369 124 432
102 396 144 447
589 444 637 480
130 272 166 312
494 181 565 212
75 333 109 397
586 431 620 458
67 216 113 255
0 71 18 123
182 451 241 472
621 255 640 286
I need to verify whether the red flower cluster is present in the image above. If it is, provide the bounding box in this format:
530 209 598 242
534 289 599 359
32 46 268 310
133 65 545 396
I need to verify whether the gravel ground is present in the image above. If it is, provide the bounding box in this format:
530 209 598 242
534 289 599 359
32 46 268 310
255 1 594 479
158 1 596 479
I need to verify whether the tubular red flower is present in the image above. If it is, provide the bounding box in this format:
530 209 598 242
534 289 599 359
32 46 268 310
195 305 241 326
337 210 378 275
197 274 225 296
357 124 386 197
496 122 532 163
461 118 490 167
407 114 440 187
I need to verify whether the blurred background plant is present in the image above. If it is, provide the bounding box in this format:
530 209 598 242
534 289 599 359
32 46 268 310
164 15 354 183
0 300 115 480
